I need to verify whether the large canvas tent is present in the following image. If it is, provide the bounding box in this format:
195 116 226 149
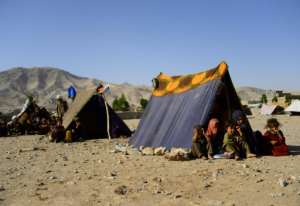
260 104 284 115
285 100 300 115
63 88 132 139
130 62 243 149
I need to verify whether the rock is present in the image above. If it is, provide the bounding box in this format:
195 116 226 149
164 148 190 161
174 194 182 199
153 189 163 194
66 181 76 185
117 160 124 164
0 185 5 191
114 185 128 195
48 176 57 180
37 182 45 187
141 147 154 156
254 169 262 173
297 191 300 196
212 169 224 179
154 147 167 156
242 164 249 169
110 171 117 177
204 183 211 189
98 160 104 164
62 156 68 161
256 179 264 183
270 193 285 198
152 177 162 183
278 177 289 187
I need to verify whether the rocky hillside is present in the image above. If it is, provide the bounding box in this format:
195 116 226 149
0 67 292 114
236 86 276 102
0 67 152 113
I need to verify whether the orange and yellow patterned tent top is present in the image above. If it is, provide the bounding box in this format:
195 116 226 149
152 62 228 96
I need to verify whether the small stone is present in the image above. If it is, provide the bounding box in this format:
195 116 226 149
278 177 289 187
66 181 76 185
0 185 5 191
154 189 162 194
17 172 23 176
242 164 249 169
98 160 104 164
256 179 264 183
62 156 68 161
37 182 45 187
141 147 154 156
114 185 128 195
254 169 262 173
152 177 162 183
174 194 182 199
270 193 285 198
110 171 117 177
49 176 57 180
204 183 211 189
212 169 224 179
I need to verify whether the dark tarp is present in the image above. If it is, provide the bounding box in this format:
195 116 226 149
63 88 132 139
129 62 243 149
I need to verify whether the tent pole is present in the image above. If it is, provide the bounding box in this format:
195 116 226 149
103 95 112 141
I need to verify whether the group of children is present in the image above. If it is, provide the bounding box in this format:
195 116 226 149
192 116 289 160
49 117 86 143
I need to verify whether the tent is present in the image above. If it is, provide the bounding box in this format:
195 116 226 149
260 104 284 115
129 62 244 149
285 100 300 115
63 88 132 139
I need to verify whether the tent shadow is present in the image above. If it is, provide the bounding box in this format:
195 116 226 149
288 145 300 156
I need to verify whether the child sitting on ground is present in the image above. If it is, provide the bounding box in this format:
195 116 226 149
223 121 256 160
191 125 210 160
262 118 289 156
49 119 65 143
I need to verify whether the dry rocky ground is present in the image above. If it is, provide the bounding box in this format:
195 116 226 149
0 115 299 206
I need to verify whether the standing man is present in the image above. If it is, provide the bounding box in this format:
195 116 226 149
56 95 68 122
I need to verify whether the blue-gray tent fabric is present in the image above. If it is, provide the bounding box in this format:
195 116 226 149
129 79 223 149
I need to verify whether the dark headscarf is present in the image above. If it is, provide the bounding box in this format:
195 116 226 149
232 110 246 122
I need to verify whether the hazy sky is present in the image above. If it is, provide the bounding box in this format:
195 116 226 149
0 0 299 90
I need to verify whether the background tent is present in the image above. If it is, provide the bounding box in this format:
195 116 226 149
285 100 300 115
130 62 244 149
260 104 284 115
63 88 132 139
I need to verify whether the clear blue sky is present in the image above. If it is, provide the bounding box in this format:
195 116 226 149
0 0 299 90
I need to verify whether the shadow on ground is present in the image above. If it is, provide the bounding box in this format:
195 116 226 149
288 145 300 155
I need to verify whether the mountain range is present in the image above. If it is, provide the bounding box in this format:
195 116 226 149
0 67 292 114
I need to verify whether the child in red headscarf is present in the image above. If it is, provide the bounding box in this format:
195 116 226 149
262 118 289 156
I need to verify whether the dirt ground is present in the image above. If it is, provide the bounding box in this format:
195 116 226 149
0 114 299 206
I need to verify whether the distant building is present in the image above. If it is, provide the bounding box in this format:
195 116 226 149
273 91 300 107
